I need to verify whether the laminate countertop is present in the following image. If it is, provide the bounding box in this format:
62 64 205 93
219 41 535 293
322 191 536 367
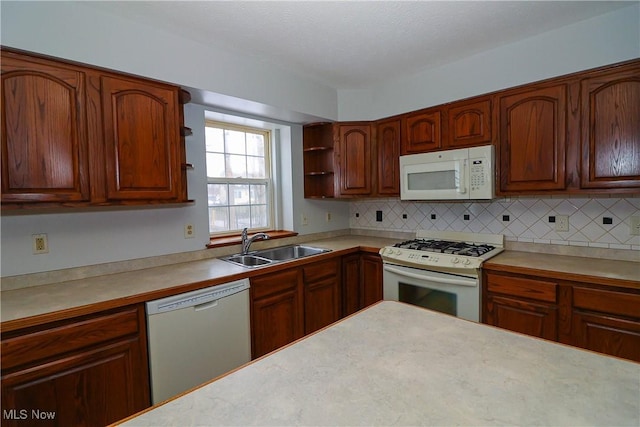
118 301 640 427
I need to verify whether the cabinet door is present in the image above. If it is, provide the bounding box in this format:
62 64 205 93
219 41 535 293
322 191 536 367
342 254 362 317
499 84 567 192
360 254 383 308
101 75 182 201
1 52 90 204
250 269 303 359
303 259 341 334
401 109 442 154
338 124 372 195
580 63 640 189
446 99 492 148
485 295 558 341
376 119 400 196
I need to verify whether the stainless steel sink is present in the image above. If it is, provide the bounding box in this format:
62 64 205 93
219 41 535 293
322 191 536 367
221 245 330 268
255 245 329 261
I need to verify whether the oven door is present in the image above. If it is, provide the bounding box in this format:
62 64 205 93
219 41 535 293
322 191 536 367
383 263 479 322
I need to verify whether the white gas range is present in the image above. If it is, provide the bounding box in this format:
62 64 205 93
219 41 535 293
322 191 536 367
379 230 504 322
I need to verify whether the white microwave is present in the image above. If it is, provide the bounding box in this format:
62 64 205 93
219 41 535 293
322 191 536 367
400 145 495 200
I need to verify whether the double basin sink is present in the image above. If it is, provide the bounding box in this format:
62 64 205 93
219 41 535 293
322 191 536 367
222 245 331 268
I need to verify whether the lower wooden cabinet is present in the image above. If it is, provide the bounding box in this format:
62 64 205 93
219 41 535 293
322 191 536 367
0 305 150 427
342 253 383 317
303 258 341 334
483 268 640 362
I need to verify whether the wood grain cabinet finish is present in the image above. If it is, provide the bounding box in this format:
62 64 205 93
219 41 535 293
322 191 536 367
303 258 341 334
483 272 559 341
375 119 401 196
337 124 372 196
101 75 182 201
446 98 492 148
0 305 150 427
483 267 640 363
341 253 383 317
498 84 568 192
302 123 336 198
1 51 91 204
580 62 640 190
250 268 304 359
401 109 442 154
1 48 188 209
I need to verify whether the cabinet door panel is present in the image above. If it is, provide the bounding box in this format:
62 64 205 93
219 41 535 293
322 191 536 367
361 254 383 308
486 295 558 341
376 119 400 196
1 54 90 203
572 312 640 362
402 110 442 154
342 254 361 317
581 64 640 189
447 99 492 148
305 276 341 334
338 125 371 195
101 76 180 201
251 289 301 359
499 85 567 192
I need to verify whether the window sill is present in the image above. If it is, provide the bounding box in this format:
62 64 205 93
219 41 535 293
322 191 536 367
206 230 298 249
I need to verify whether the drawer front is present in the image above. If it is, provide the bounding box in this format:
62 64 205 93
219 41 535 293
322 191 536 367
486 273 557 303
251 268 301 300
1 306 141 371
573 287 640 318
303 258 340 283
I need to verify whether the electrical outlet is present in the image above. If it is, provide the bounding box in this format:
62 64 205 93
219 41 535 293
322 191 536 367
184 223 195 239
325 212 331 222
630 216 640 236
555 215 569 232
32 233 49 254
301 213 308 226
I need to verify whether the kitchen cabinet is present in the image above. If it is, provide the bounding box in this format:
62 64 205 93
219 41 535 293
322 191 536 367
1 47 190 210
498 83 568 193
303 258 341 334
303 123 336 198
0 304 150 427
375 119 401 196
341 253 383 317
337 123 373 196
483 265 640 363
446 98 492 148
250 268 304 359
483 272 559 341
401 108 442 154
580 61 640 190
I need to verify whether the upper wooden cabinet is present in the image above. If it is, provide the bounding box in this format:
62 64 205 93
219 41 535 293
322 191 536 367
498 84 568 192
337 123 372 196
1 48 190 210
303 122 336 198
446 98 492 148
401 109 442 154
1 51 91 204
375 119 400 196
580 62 640 190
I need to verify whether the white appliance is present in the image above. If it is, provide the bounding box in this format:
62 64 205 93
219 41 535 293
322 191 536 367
146 278 251 404
400 145 494 200
380 230 504 322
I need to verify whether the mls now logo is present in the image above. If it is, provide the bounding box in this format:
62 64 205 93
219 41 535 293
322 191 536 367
3 409 56 420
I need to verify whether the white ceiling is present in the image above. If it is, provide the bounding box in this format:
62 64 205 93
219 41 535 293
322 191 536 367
87 1 632 90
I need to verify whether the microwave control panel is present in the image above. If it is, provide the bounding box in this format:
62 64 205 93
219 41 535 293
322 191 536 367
468 145 494 199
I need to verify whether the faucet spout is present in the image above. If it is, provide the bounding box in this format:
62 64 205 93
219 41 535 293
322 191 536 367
241 228 270 255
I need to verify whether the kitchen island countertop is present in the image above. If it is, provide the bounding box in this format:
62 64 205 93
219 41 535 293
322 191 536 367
119 301 639 427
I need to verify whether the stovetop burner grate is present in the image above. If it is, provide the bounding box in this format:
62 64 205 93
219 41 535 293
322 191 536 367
393 239 495 257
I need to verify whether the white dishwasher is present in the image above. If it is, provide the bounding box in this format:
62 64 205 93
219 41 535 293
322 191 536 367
146 278 251 404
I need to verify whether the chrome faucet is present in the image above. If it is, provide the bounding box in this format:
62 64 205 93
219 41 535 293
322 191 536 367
241 228 270 255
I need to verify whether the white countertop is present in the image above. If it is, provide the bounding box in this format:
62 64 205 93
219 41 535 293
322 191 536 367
119 301 640 426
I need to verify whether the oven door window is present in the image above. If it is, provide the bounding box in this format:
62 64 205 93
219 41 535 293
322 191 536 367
399 282 457 317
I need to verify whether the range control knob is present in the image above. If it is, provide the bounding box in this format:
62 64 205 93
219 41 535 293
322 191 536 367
463 259 472 266
451 257 460 264
396 249 402 255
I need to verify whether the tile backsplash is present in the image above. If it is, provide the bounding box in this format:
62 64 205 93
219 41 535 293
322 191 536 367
350 196 640 250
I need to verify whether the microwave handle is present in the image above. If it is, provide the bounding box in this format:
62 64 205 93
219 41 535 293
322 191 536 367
457 159 467 194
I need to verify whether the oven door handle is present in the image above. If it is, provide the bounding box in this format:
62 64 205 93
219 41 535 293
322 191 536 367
383 265 477 287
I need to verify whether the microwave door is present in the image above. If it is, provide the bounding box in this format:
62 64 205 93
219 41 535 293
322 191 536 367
401 159 468 200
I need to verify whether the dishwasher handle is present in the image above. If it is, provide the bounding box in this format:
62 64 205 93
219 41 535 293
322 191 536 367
146 278 249 315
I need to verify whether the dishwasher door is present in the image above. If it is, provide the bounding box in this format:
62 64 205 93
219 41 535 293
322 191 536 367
146 278 251 404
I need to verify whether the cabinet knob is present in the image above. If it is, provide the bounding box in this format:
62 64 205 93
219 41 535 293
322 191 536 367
181 127 193 137
182 163 194 170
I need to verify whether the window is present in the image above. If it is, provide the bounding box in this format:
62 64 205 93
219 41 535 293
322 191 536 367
205 121 272 236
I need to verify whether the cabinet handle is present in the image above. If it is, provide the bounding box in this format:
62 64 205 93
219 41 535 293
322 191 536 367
182 163 194 170
179 89 192 104
181 127 193 137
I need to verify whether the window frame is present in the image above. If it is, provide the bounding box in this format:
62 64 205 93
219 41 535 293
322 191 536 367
205 120 274 237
